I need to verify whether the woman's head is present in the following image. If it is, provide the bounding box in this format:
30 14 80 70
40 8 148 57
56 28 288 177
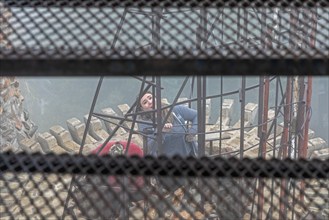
139 91 154 111
136 91 173 123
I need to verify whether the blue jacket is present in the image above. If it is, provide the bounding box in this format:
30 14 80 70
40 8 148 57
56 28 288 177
138 105 198 157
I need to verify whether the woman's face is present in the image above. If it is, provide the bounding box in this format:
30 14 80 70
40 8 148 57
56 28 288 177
140 93 154 111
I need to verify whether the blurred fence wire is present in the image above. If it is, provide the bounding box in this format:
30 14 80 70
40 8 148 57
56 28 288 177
1 1 328 74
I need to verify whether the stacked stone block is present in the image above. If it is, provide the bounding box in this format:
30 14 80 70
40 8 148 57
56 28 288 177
49 125 81 153
308 137 329 159
66 118 98 145
19 138 42 153
37 132 68 154
101 107 127 135
83 114 109 141
215 99 234 130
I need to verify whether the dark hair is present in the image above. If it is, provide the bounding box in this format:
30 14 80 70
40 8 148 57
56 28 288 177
136 91 173 123
136 91 152 120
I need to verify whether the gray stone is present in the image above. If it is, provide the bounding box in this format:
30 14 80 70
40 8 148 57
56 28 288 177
310 148 329 159
18 138 42 153
221 99 234 119
161 98 169 105
244 103 258 125
83 114 109 141
101 107 127 135
49 125 72 145
308 137 328 154
49 125 80 153
66 117 97 145
117 103 134 131
36 132 58 153
215 116 230 128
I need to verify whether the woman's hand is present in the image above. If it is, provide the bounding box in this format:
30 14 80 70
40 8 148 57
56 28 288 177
162 123 173 132
185 134 196 142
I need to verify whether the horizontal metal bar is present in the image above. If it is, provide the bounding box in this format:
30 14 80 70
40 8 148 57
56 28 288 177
4 0 328 7
1 58 327 75
0 151 328 178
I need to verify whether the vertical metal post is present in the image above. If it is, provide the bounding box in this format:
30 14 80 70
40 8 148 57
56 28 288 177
199 7 207 47
196 75 206 214
273 8 280 48
257 76 270 220
156 76 163 155
237 8 241 43
210 141 213 155
243 8 248 46
197 76 206 157
299 76 312 202
260 8 267 48
258 76 264 138
289 9 299 48
309 8 317 47
293 76 305 204
269 76 280 220
300 12 316 202
219 76 223 155
239 77 246 159
279 76 292 220
265 25 273 49
296 77 305 159
202 76 206 156
151 8 162 48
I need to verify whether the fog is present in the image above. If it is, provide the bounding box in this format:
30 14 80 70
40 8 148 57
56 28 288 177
18 76 328 143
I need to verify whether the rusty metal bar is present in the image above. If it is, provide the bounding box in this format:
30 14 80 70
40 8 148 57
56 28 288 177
299 9 317 202
299 76 313 203
310 8 318 47
258 76 264 138
269 76 280 220
296 77 305 159
279 76 292 219
257 76 270 220
289 9 299 48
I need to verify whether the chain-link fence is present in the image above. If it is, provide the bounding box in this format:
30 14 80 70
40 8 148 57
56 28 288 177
1 1 329 219
1 1 328 74
1 152 328 219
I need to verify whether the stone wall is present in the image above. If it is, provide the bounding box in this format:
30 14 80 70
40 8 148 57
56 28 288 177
0 77 38 152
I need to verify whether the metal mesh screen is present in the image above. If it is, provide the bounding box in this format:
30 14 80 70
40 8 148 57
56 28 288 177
1 1 329 219
1 152 329 219
1 1 328 74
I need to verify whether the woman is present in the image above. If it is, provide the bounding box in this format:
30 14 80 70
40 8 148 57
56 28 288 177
136 91 199 217
137 91 198 157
